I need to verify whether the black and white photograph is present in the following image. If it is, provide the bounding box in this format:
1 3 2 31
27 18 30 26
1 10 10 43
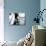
9 12 25 25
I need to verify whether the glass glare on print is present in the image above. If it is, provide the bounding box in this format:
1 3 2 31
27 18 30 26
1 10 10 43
9 12 25 25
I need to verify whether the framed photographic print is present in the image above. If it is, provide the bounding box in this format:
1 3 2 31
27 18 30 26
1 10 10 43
9 12 26 25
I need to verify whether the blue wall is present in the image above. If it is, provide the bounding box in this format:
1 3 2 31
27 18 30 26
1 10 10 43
4 0 40 42
40 0 46 27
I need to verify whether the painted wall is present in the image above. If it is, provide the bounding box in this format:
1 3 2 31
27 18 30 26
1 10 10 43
4 0 40 42
40 0 46 27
